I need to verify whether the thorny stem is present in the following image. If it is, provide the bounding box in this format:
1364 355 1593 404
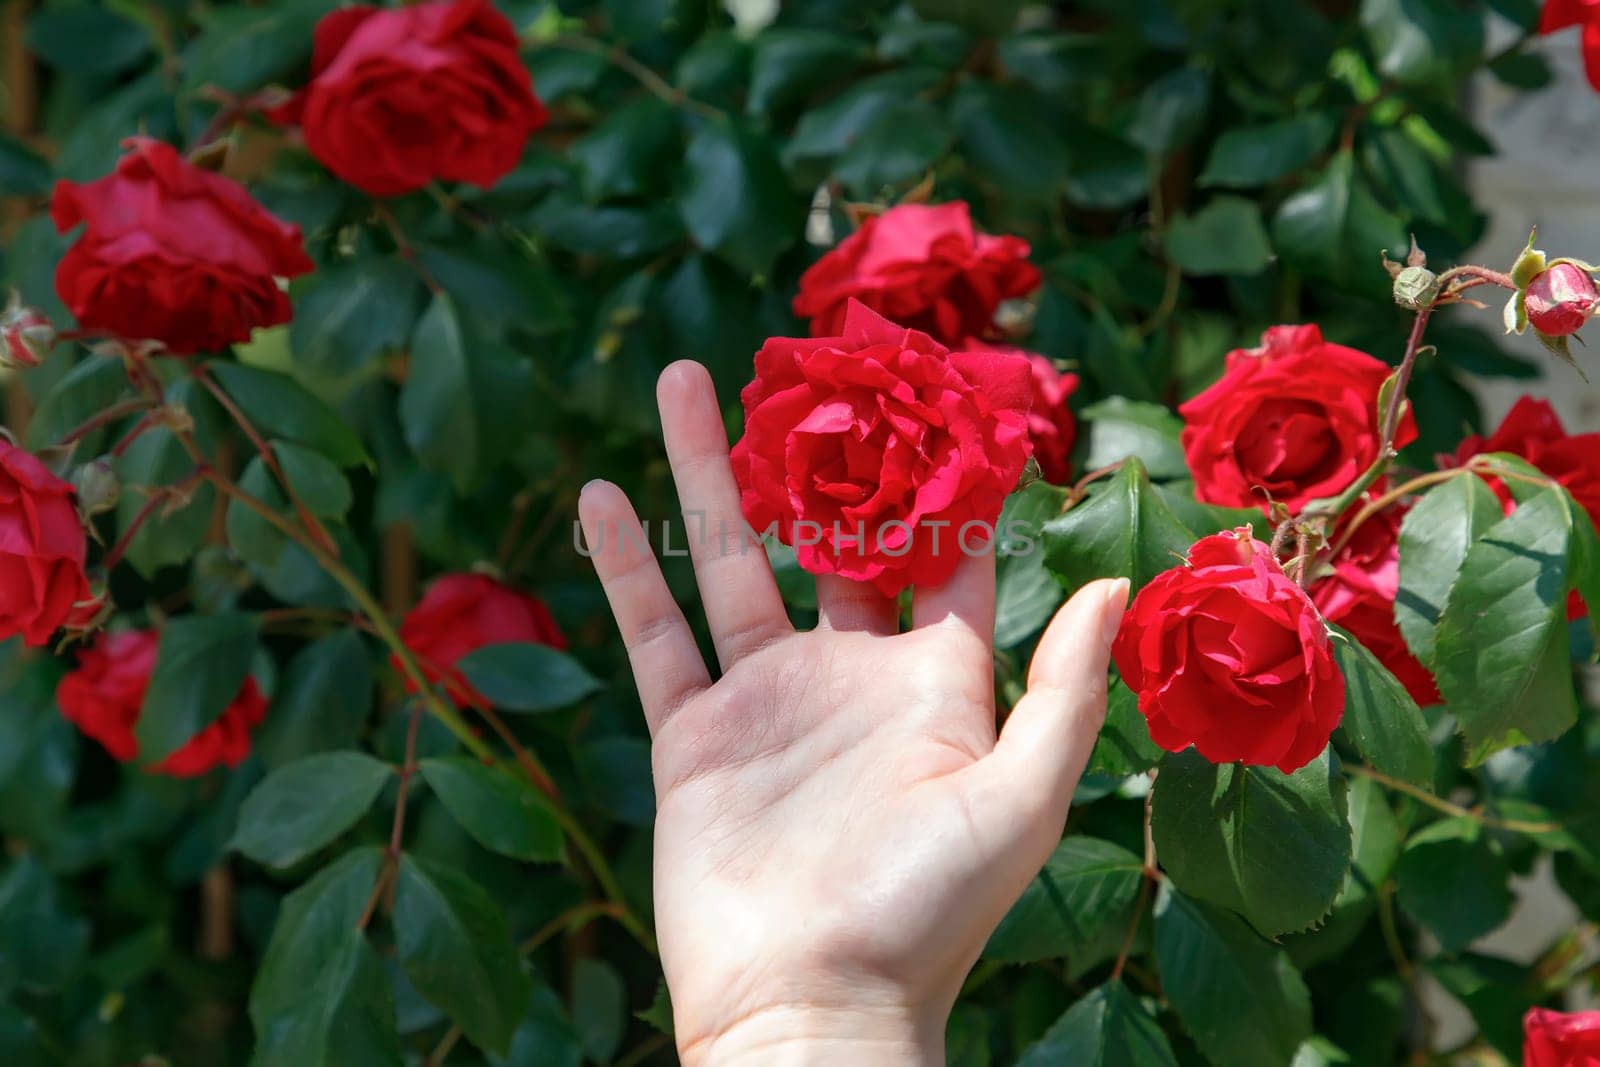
1345 764 1563 835
1111 771 1159 981
57 396 155 447
101 471 205 572
547 35 720 119
475 701 560 798
195 366 340 558
358 699 425 931
1327 468 1472 557
125 372 656 953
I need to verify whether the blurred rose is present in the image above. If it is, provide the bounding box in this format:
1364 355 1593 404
397 572 568 708
1524 1007 1600 1066
0 440 92 648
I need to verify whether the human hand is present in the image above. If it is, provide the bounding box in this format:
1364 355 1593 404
579 362 1128 1065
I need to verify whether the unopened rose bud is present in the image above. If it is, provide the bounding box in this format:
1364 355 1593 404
1392 266 1441 310
73 460 121 518
1 302 54 370
1524 263 1599 337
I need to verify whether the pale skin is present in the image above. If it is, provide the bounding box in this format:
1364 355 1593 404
578 361 1129 1065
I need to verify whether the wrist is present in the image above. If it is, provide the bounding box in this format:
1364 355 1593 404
676 1002 945 1067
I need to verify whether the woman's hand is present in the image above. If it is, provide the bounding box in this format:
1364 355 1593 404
579 361 1127 1065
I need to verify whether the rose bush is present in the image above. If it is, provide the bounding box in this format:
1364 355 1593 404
2 0 1600 1064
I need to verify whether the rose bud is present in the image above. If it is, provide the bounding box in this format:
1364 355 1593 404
1524 262 1599 337
72 460 121 519
731 300 1034 597
1179 324 1417 513
396 572 567 708
1 299 54 370
1523 1008 1600 1067
793 201 1041 346
56 629 268 776
0 439 93 647
270 0 548 197
1111 527 1346 774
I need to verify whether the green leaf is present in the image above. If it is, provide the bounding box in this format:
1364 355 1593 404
910 0 1023 35
1017 981 1177 1067
746 29 871 116
1427 953 1535 1061
27 5 151 77
986 837 1145 963
1396 474 1504 666
832 99 953 193
416 241 571 339
494 985 584 1067
401 292 478 492
678 117 798 277
1088 681 1164 778
570 96 680 201
112 377 220 577
1128 68 1211 156
393 856 532 1057
182 0 330 95
271 442 352 518
1153 886 1312 1067
455 643 604 713
231 752 393 870
256 631 374 769
1361 0 1486 84
1150 748 1351 936
1272 152 1406 297
207 362 369 468
0 132 51 198
783 70 943 173
949 82 1069 199
571 958 626 1063
1330 627 1433 789
995 482 1069 648
249 848 400 1067
137 614 260 766
1080 399 1188 481
23 355 131 451
1394 817 1513 952
419 757 563 863
1042 459 1196 595
1163 197 1273 276
1198 114 1338 188
289 258 422 380
0 857 90 997
1433 489 1578 763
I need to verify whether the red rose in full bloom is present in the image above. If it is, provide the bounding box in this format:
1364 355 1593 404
0 440 91 648
1524 1007 1600 1066
1540 0 1600 92
50 138 312 355
730 300 1033 597
1452 395 1600 619
273 0 547 197
1180 324 1417 513
397 572 568 708
56 630 268 777
1310 505 1440 706
792 202 1041 345
1112 528 1346 773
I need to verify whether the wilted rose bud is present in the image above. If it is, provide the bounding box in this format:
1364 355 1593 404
72 460 121 519
1392 266 1441 310
1525 263 1599 337
1 300 55 370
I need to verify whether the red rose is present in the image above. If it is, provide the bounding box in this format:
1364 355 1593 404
1524 1007 1600 1066
1525 263 1599 337
1452 395 1600 620
0 440 91 648
273 0 547 197
731 300 1033 597
792 202 1041 345
1179 324 1418 513
50 138 312 355
968 341 1080 484
56 630 268 776
1112 527 1346 773
1310 505 1440 706
397 572 568 708
1541 0 1600 93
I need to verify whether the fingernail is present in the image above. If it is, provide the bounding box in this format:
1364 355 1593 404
580 479 606 496
1100 578 1130 646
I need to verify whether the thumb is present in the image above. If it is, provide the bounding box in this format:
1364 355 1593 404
959 577 1129 866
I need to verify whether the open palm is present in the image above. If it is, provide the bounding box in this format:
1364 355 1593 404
579 362 1126 1064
